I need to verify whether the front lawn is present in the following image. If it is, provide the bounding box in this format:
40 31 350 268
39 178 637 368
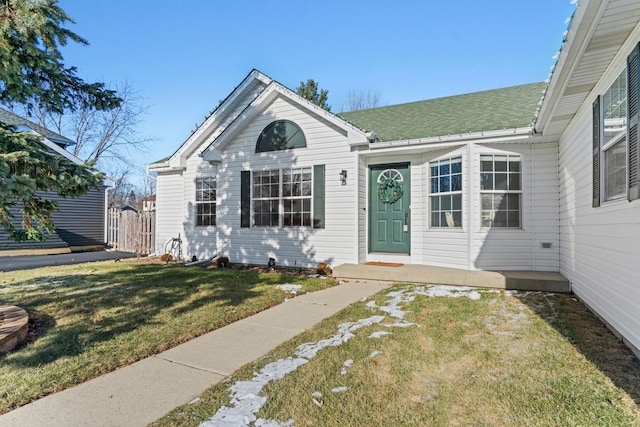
153 285 640 426
0 259 334 413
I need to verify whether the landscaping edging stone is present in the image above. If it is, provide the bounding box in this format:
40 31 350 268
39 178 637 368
0 305 29 354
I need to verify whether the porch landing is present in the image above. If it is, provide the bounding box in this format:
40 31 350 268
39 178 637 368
333 263 570 293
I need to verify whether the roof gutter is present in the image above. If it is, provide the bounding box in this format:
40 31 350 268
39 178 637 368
364 126 534 151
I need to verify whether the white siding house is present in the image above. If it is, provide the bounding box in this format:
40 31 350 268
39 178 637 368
150 0 640 358
536 0 640 358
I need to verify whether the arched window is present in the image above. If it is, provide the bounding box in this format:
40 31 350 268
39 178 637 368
377 168 404 183
256 120 306 153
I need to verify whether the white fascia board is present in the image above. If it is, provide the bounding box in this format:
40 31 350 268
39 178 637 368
201 82 368 159
167 70 272 169
35 133 84 165
536 0 603 134
268 82 369 145
26 130 113 186
366 127 534 152
147 161 184 173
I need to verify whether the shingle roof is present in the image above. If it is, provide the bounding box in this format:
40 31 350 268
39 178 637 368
0 107 74 146
338 82 547 142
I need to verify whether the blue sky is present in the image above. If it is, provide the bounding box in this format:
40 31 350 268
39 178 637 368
58 0 576 184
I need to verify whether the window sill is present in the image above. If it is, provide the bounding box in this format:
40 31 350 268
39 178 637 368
427 227 465 232
479 227 525 231
600 197 629 208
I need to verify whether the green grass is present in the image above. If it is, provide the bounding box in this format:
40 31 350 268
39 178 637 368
152 286 640 427
0 259 335 413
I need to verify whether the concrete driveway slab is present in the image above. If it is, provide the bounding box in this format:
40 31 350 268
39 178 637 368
0 251 137 272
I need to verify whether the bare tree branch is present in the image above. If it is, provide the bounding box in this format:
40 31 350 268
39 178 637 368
342 90 384 112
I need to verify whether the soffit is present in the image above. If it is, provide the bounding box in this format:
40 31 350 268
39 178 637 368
539 0 640 140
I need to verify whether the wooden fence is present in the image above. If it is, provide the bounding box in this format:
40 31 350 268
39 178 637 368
107 208 155 255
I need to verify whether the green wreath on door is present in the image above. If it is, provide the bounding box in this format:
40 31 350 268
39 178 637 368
378 178 404 204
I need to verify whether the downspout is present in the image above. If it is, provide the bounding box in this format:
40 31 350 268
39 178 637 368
531 144 536 270
467 142 473 270
104 185 110 246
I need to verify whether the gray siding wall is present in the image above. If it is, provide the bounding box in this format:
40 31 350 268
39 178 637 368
0 187 107 250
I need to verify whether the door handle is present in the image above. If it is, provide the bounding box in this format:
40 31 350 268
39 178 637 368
404 211 409 225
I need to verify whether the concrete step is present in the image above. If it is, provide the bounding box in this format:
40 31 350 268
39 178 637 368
334 263 570 293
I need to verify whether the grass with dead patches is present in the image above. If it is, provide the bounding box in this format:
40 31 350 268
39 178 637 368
153 286 640 427
0 259 334 413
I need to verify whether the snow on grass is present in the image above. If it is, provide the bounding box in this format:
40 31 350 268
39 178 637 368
341 359 354 375
369 331 392 339
200 284 486 427
275 284 303 295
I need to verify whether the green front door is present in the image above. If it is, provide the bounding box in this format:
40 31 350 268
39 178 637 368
369 163 410 254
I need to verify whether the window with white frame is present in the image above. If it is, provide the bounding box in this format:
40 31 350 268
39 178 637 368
252 167 312 227
430 157 462 227
195 177 216 226
601 70 627 202
480 155 521 228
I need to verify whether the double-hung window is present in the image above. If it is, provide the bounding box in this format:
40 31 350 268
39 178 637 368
480 155 521 228
252 167 312 227
593 42 640 205
598 71 628 202
195 177 216 226
430 157 462 227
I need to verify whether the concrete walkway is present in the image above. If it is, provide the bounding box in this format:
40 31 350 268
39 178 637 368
0 281 388 427
334 263 571 292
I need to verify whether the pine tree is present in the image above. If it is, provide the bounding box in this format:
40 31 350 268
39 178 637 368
296 79 331 111
0 0 122 241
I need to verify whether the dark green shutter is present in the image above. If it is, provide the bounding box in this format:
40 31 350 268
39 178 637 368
628 43 640 201
593 95 601 207
241 171 251 228
313 164 325 229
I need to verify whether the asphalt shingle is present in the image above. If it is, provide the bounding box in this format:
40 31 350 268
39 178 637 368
338 82 547 142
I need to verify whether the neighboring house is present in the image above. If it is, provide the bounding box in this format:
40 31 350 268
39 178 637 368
0 108 113 253
149 0 640 357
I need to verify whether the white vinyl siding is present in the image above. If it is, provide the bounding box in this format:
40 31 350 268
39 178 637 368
471 143 559 271
155 170 185 255
559 30 640 356
215 96 359 267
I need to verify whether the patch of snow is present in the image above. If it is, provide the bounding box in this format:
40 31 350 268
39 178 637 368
200 357 307 427
254 419 294 427
276 284 303 295
295 315 385 359
412 285 484 300
340 359 354 376
369 331 392 339
202 284 489 426
384 321 417 328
